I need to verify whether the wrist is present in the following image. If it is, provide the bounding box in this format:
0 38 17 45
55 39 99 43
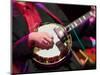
28 33 35 48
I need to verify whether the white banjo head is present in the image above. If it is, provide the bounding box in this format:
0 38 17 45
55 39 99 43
35 23 61 58
33 23 71 65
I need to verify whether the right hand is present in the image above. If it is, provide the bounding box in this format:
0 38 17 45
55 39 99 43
29 32 54 49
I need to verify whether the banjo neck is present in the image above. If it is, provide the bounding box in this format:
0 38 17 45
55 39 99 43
54 10 95 42
65 10 95 32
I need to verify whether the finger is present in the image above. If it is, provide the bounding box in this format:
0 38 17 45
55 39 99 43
43 38 54 49
42 39 49 45
50 41 54 48
44 36 53 44
42 39 51 49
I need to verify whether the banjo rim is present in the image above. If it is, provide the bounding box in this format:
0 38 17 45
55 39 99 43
32 23 72 66
33 48 71 65
33 56 65 65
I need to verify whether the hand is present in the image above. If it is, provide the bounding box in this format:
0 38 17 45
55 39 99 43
29 32 54 49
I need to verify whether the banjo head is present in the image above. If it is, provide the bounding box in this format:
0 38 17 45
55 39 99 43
33 23 71 66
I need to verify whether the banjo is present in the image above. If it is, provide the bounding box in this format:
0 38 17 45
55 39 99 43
33 10 95 66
